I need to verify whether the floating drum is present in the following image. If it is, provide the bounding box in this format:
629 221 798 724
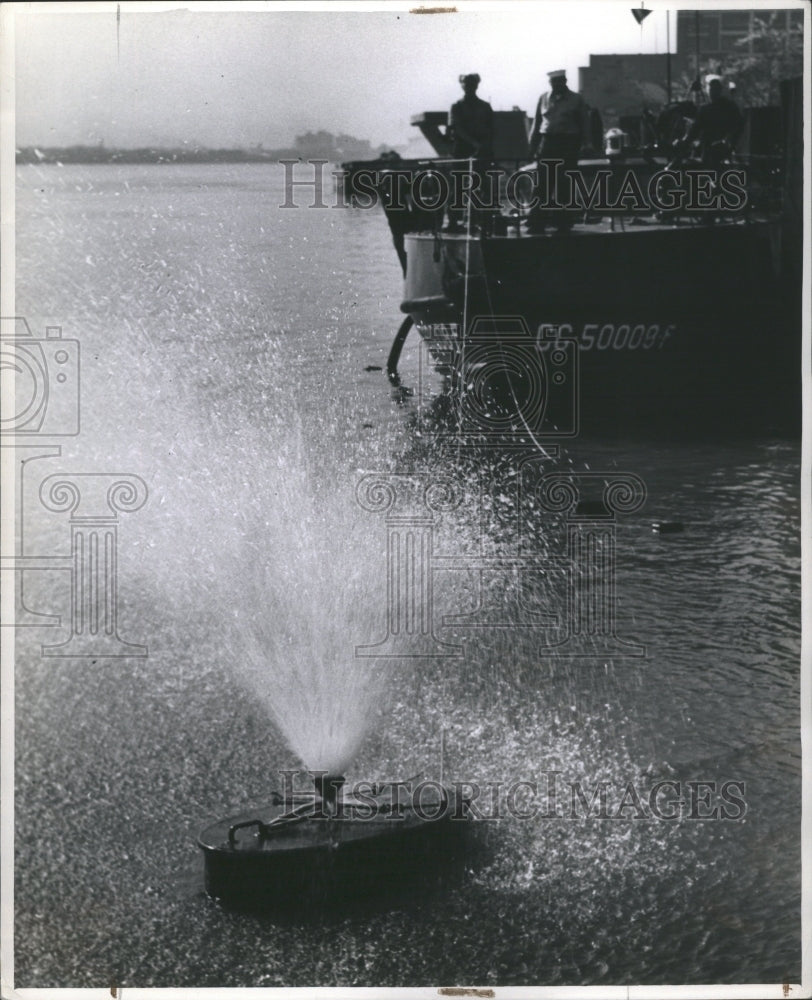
198 777 473 913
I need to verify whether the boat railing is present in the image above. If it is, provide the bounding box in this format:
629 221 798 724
359 149 785 243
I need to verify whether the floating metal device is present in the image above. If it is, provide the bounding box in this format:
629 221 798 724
198 776 472 912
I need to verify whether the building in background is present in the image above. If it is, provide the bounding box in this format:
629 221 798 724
578 8 803 139
676 8 802 65
578 52 684 135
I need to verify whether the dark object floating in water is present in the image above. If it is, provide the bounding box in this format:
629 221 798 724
362 422 374 429
652 521 685 534
198 777 472 914
364 365 382 371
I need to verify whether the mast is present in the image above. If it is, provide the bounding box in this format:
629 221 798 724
690 9 704 103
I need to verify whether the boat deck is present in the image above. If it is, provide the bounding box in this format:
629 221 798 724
432 213 774 241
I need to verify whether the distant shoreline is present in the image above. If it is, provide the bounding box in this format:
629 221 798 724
17 147 304 165
16 142 401 166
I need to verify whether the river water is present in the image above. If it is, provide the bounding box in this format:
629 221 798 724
12 163 802 987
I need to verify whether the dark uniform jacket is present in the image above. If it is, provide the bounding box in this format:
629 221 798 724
690 96 744 146
449 95 494 158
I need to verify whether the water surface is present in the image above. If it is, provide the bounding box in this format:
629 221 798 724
13 163 801 987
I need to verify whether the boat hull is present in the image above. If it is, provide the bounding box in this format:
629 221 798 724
401 224 800 437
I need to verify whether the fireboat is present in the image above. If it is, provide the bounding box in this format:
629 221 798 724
355 83 802 438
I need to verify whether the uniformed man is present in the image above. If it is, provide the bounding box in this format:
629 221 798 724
527 69 590 233
446 73 494 230
687 76 744 169
449 73 494 159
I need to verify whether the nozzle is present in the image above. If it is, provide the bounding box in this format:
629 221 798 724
313 773 345 817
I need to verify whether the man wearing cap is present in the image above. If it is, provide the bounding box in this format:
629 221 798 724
446 74 494 230
527 69 590 233
449 73 494 159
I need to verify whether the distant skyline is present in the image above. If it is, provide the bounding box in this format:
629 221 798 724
10 1 693 152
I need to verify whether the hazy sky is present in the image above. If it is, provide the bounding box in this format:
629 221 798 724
14 2 686 150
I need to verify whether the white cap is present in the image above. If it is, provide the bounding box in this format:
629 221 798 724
547 69 566 80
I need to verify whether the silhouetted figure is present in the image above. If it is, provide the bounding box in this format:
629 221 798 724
687 77 743 169
446 73 494 231
449 73 494 158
